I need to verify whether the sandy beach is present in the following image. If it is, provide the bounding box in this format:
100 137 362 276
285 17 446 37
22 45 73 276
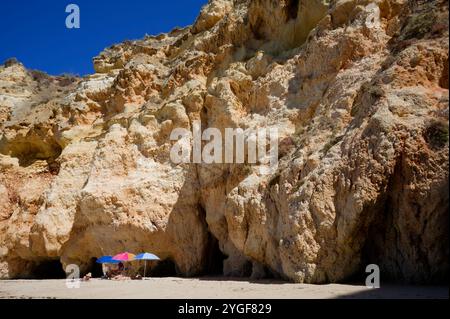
0 277 447 299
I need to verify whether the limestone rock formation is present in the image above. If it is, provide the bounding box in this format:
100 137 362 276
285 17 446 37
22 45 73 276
0 0 448 283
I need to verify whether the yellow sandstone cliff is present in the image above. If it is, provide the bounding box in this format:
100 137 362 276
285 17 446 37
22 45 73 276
0 0 448 283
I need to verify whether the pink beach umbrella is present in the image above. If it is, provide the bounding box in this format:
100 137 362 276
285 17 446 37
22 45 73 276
112 252 136 262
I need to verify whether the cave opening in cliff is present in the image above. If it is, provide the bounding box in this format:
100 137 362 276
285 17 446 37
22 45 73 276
286 0 299 21
202 232 227 276
148 258 177 277
31 259 66 279
84 257 104 278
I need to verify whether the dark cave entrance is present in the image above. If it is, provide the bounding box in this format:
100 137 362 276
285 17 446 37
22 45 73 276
202 232 227 276
32 260 66 279
346 156 449 285
149 258 177 277
197 203 227 276
286 0 300 21
85 257 104 278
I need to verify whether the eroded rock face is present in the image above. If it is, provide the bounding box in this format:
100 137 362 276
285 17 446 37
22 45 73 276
0 0 448 283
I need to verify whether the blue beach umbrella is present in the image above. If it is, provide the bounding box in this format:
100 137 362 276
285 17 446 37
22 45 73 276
96 256 121 264
135 253 160 278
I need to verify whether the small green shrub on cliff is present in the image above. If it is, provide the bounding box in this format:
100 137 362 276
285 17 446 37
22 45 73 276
424 119 449 149
401 11 436 40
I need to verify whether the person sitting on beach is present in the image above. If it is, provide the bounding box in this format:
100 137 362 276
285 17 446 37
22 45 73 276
102 264 109 279
109 262 130 280
118 262 124 272
82 272 92 281
112 274 130 281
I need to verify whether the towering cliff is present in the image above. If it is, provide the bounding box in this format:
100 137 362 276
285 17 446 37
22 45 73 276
0 0 448 283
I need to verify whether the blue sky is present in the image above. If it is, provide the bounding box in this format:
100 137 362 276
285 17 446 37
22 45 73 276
0 0 208 76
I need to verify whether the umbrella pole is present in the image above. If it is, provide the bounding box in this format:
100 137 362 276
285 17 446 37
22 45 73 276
144 260 147 278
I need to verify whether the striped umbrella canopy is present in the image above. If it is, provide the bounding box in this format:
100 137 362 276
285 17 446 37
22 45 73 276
112 252 136 261
135 252 160 278
135 253 160 261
